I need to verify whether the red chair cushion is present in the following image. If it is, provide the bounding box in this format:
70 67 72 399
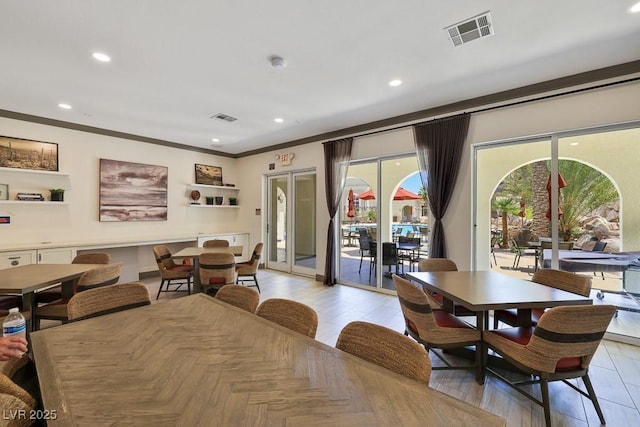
433 310 473 329
208 277 226 285
491 327 582 371
495 308 544 325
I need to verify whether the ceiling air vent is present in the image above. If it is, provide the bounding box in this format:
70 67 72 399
210 113 237 122
445 11 493 47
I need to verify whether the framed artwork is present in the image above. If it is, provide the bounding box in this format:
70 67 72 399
99 159 168 222
0 184 8 200
195 164 223 186
0 135 59 171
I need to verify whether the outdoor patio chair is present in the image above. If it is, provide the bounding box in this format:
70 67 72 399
358 233 376 276
484 304 616 427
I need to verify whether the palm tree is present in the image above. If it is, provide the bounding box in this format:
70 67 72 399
492 197 521 247
557 160 617 240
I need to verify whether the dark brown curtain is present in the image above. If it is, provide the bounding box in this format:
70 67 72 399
323 137 353 285
413 113 470 258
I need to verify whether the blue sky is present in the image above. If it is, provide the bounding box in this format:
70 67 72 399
401 172 422 193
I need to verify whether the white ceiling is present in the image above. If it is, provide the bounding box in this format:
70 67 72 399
1 1 639 156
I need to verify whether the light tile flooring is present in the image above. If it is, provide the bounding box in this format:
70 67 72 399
144 269 640 427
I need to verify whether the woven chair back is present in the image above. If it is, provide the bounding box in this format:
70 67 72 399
0 373 36 419
153 245 180 270
418 258 458 272
199 252 236 286
336 321 431 385
525 304 616 373
393 274 440 336
256 298 318 338
203 239 230 248
532 268 592 297
72 252 111 264
214 285 260 313
74 262 123 293
67 282 151 321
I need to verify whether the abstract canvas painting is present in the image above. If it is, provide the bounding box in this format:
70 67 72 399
99 159 168 222
0 135 58 171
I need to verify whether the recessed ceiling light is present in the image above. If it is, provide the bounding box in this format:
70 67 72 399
92 52 111 62
58 103 72 110
389 79 402 87
629 2 640 13
274 117 284 123
570 142 579 146
211 138 220 143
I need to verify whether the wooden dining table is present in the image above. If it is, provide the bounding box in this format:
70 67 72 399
172 246 244 293
0 263 105 331
31 294 505 426
406 271 593 382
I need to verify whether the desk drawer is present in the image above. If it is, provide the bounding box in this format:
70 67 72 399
0 250 37 269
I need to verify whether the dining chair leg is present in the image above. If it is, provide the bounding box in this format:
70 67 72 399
540 378 551 427
156 280 166 300
582 374 606 425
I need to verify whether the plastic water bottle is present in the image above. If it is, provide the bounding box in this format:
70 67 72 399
2 308 26 339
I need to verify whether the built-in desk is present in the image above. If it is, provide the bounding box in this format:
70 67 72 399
0 232 249 282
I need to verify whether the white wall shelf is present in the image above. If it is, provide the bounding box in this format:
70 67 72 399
0 200 68 205
0 167 69 177
189 204 239 208
188 183 239 191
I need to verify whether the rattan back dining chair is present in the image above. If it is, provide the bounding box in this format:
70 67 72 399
67 282 151 322
0 373 36 427
34 262 124 328
153 245 193 300
214 284 260 313
417 258 474 315
484 304 616 427
203 239 230 248
493 268 592 328
393 275 482 382
236 242 263 292
35 252 112 305
256 298 318 338
336 321 431 385
199 252 236 296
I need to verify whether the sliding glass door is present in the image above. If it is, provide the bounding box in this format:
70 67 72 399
474 124 640 342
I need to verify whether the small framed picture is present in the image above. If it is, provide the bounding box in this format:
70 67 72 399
195 164 223 186
0 183 8 200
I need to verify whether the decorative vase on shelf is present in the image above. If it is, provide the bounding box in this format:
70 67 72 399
206 196 214 205
50 189 65 202
214 196 223 205
229 198 238 206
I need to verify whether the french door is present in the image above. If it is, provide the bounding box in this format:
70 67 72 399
266 170 316 276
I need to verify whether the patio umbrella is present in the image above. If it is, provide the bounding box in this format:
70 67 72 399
357 188 421 201
545 172 567 219
393 187 421 200
357 189 375 200
347 189 355 218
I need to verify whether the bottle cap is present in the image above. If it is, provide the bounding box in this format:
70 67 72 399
8 308 19 313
